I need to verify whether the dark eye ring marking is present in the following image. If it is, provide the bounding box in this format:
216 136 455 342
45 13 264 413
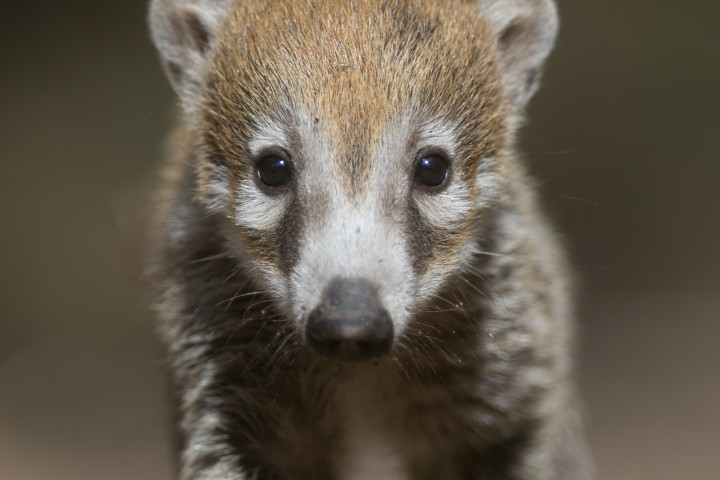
256 149 293 189
414 150 451 190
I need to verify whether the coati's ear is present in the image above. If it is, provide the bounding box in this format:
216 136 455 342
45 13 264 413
477 0 559 113
149 0 234 99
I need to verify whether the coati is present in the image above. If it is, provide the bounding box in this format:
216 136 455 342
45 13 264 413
146 0 592 479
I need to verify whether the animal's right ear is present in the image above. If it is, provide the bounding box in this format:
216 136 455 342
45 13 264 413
149 0 234 99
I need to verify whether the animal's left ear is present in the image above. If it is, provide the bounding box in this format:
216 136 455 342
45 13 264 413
477 0 559 113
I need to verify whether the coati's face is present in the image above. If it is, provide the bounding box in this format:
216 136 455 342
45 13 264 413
150 0 558 361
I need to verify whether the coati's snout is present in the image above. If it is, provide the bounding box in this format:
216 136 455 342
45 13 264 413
306 277 394 362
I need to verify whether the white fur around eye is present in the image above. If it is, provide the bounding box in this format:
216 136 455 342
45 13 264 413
234 177 290 231
415 119 458 157
248 119 289 156
411 118 473 229
232 119 293 231
415 181 473 229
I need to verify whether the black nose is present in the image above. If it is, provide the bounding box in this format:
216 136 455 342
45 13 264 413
306 278 394 362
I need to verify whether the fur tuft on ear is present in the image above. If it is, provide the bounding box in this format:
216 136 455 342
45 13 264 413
148 0 235 104
477 0 559 114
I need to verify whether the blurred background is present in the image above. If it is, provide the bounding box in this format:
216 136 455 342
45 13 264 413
1 0 718 479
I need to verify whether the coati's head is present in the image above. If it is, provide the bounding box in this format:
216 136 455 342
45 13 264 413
150 0 558 361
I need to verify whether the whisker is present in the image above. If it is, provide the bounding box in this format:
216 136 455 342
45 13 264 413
189 252 234 264
216 288 270 307
471 249 564 267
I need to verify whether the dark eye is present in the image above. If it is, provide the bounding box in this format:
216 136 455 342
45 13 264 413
415 154 450 188
257 155 292 188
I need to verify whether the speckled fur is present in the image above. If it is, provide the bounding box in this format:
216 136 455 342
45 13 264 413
146 1 592 479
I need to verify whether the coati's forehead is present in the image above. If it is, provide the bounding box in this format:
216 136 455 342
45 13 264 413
205 0 507 184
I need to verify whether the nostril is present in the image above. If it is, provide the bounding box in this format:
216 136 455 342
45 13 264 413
305 278 394 362
306 322 393 361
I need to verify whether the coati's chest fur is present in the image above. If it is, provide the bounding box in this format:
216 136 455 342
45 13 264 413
147 1 592 479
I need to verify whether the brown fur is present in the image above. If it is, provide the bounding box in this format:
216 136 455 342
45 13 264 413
195 1 509 276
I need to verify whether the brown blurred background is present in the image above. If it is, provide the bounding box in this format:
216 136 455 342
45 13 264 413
1 1 718 479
